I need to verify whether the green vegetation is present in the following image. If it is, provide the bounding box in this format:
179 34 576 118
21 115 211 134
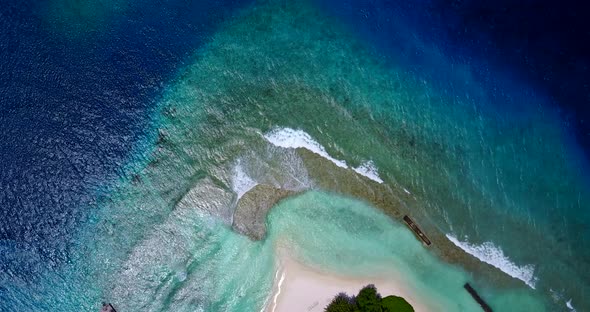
380 295 414 312
325 285 414 312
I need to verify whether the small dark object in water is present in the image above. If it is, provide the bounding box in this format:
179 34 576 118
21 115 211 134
100 302 117 312
157 129 167 145
131 173 141 184
464 283 493 312
403 215 432 246
163 106 177 117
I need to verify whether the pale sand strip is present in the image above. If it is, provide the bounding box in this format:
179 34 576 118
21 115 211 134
265 251 434 312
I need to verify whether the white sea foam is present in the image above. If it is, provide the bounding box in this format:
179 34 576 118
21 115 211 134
263 128 384 183
446 234 538 289
231 161 258 200
268 267 286 312
566 299 576 311
353 161 384 183
263 128 348 168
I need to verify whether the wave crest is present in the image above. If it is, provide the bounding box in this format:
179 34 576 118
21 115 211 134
446 234 538 289
263 128 384 183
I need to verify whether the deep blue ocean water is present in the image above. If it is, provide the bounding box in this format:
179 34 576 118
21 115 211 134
318 0 590 165
1 0 590 310
0 0 249 278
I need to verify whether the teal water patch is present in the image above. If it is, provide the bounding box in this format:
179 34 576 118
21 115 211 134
38 0 129 36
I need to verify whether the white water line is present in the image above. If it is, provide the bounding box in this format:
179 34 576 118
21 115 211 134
267 266 286 312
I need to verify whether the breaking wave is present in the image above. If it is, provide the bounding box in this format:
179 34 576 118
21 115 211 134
263 128 384 183
446 234 538 289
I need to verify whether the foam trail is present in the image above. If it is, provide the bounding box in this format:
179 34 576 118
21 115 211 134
231 161 258 200
264 128 384 183
263 128 348 168
566 299 576 311
446 234 538 289
353 161 384 183
268 268 286 312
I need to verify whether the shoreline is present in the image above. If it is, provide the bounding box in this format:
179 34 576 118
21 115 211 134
233 145 525 289
265 248 435 312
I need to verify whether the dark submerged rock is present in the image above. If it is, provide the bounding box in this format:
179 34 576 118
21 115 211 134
232 184 297 240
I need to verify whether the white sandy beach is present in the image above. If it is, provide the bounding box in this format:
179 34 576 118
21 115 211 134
265 251 434 312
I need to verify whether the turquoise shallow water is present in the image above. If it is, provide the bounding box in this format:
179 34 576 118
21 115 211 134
267 192 547 312
4 0 589 311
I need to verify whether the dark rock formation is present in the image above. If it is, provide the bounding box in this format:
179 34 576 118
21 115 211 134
232 184 296 240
